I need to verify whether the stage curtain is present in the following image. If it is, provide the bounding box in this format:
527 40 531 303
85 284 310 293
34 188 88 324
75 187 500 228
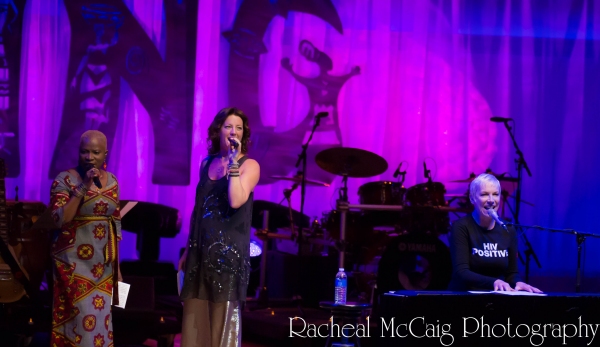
10 0 600 290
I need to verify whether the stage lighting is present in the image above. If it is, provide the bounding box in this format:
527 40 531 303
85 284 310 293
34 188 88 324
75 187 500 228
249 240 262 257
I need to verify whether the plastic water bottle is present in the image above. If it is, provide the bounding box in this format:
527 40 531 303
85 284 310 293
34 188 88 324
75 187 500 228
334 268 347 304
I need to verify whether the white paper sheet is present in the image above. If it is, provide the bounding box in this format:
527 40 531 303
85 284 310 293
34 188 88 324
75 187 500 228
111 281 131 308
491 290 547 296
468 290 546 296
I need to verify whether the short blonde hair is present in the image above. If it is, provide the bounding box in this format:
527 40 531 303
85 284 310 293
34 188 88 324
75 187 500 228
469 173 501 201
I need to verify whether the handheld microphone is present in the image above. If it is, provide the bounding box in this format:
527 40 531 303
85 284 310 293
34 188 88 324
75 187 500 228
229 138 239 148
93 177 102 189
487 208 508 231
490 116 512 123
315 112 328 118
85 164 102 189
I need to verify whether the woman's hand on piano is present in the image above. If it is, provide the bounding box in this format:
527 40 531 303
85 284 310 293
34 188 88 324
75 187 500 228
493 279 515 291
515 281 543 293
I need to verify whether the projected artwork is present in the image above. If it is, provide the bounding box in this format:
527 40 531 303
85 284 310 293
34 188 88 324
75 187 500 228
49 0 196 185
0 0 25 177
224 0 349 185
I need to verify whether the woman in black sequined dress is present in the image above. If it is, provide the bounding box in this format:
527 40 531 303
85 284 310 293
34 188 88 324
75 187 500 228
179 107 260 347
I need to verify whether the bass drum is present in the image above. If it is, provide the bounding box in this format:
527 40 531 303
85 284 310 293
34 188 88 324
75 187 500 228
377 233 451 293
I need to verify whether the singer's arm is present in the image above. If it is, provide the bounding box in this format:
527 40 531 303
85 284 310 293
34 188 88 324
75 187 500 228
61 168 100 223
228 158 260 209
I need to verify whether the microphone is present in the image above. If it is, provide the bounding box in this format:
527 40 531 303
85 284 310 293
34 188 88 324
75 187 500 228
423 161 431 180
490 117 512 123
487 208 507 230
393 163 401 178
93 176 102 189
315 112 328 118
85 164 102 189
229 138 239 148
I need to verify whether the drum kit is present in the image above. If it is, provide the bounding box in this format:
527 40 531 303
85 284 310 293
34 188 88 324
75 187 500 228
253 146 481 292
254 147 529 296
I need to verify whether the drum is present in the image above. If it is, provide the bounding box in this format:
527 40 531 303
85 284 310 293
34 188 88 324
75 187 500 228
358 181 406 227
406 182 446 206
377 233 451 292
404 182 450 234
358 181 406 205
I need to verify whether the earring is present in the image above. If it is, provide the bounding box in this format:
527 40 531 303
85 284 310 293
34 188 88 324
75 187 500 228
103 160 107 170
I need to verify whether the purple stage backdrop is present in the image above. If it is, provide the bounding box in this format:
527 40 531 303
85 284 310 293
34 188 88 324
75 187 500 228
5 0 600 292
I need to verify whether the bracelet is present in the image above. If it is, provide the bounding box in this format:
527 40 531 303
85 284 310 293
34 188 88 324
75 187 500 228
228 163 239 170
228 172 240 177
72 183 88 198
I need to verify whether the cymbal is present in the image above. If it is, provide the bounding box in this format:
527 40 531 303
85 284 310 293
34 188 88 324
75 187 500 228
450 171 519 183
270 175 330 187
315 147 388 178
252 200 309 230
449 173 476 183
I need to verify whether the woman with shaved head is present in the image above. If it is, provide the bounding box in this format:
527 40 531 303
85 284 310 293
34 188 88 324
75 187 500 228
49 130 123 347
448 173 541 293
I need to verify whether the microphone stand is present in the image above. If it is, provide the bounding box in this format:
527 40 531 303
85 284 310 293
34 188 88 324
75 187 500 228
280 183 300 238
507 223 600 293
500 120 540 282
292 114 323 310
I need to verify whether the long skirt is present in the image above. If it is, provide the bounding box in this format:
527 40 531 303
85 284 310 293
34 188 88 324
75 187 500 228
181 299 241 347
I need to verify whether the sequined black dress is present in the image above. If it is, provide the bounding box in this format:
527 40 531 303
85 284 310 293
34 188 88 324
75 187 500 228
181 156 253 303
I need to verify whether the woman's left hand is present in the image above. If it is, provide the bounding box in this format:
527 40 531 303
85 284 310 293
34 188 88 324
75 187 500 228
515 281 543 293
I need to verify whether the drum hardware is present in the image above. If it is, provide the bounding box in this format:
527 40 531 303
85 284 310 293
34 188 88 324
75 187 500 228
358 181 405 206
282 182 300 238
252 200 309 231
316 147 389 268
293 113 331 274
270 174 329 187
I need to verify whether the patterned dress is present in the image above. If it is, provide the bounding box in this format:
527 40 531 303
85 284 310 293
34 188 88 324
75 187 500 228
50 171 121 347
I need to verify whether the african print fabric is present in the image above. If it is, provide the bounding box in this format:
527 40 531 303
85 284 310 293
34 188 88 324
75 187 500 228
50 171 121 347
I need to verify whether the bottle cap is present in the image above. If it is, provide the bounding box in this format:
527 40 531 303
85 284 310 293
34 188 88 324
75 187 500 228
339 268 344 271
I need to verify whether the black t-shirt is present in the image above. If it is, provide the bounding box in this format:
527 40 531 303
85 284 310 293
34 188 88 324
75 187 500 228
447 214 522 291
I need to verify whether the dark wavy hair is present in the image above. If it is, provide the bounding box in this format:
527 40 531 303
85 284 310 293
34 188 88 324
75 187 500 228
207 107 251 155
